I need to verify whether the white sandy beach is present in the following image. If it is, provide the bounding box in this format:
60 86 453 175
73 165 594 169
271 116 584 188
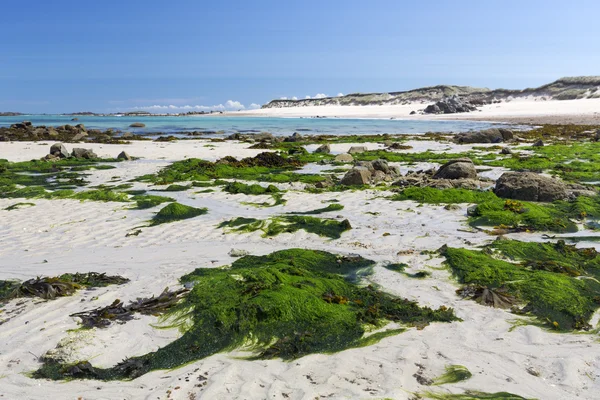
1 138 599 400
230 98 600 125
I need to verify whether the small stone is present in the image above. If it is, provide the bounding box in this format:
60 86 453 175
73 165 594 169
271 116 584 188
334 153 353 163
117 151 132 161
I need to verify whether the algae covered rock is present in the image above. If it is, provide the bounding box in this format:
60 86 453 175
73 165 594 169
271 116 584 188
455 128 513 144
348 146 367 154
71 148 98 159
314 144 331 154
433 158 477 180
151 202 208 225
495 172 568 202
49 143 70 159
334 153 353 163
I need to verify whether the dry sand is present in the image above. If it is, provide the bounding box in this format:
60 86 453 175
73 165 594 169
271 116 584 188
1 139 599 400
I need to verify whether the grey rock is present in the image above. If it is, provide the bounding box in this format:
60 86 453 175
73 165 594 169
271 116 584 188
117 151 132 161
129 122 146 128
533 139 544 147
314 144 331 154
455 128 511 144
348 146 367 154
50 143 70 159
334 153 353 163
433 158 477 180
355 161 375 172
501 147 513 155
71 132 87 141
72 148 98 159
494 172 568 202
340 167 372 185
228 248 250 257
372 159 391 174
424 95 477 114
122 132 134 138
284 132 304 142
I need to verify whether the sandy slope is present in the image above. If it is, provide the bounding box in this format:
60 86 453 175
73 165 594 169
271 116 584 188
0 140 599 400
231 98 600 125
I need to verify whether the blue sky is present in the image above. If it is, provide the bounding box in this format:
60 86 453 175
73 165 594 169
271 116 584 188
1 0 599 113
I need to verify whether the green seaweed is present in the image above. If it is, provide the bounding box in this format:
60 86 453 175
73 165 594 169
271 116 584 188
130 194 175 209
150 202 208 226
289 203 345 214
219 216 352 239
421 391 532 400
34 249 457 380
391 187 497 204
224 181 286 207
441 239 600 330
432 365 472 385
4 202 35 211
136 152 324 184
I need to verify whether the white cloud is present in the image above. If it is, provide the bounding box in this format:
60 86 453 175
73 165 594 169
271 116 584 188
279 97 288 100
314 93 328 99
337 93 344 97
128 100 249 113
248 103 262 110
291 96 298 100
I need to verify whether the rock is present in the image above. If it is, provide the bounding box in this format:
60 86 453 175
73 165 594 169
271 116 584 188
255 132 275 142
334 153 353 163
315 176 335 189
129 122 146 128
71 132 87 141
372 159 391 174
122 132 134 138
410 110 416 115
423 95 477 114
314 144 331 154
228 248 250 257
455 128 512 144
50 143 70 159
433 158 477 180
340 167 372 185
494 172 568 202
445 204 461 211
355 161 375 172
117 151 132 161
467 205 479 216
284 132 303 142
533 139 544 147
348 146 367 154
501 147 513 155
75 124 86 131
372 170 388 183
71 148 98 159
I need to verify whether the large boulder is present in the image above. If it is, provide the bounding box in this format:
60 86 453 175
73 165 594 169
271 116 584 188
340 167 372 185
433 158 477 180
72 148 98 159
117 151 132 161
129 122 146 128
49 143 70 159
423 95 477 114
455 128 513 144
494 172 568 202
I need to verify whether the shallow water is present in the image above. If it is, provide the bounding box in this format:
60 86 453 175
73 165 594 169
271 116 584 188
0 115 507 136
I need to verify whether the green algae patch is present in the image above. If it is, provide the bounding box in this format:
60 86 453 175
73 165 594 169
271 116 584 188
289 203 344 215
384 263 431 279
421 391 533 400
34 249 457 380
219 216 352 239
130 194 175 209
0 272 129 304
469 198 578 233
432 365 472 385
391 187 497 204
156 184 192 192
223 181 287 207
136 152 323 184
4 202 35 211
150 202 208 226
441 239 600 331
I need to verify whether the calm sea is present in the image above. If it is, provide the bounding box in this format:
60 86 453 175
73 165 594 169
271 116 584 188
0 115 506 136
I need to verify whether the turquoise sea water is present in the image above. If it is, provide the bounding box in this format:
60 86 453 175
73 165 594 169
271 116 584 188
0 115 506 136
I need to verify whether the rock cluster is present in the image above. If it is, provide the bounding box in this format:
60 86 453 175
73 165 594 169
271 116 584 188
393 158 491 190
340 159 401 185
0 121 140 143
44 143 133 162
423 95 478 114
433 158 478 180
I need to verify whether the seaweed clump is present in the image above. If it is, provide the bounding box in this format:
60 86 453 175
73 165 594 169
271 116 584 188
421 391 532 400
130 194 174 209
34 249 457 380
219 216 352 239
150 202 208 226
135 152 323 184
223 181 286 207
0 272 129 303
289 203 345 215
441 239 600 330
432 365 472 385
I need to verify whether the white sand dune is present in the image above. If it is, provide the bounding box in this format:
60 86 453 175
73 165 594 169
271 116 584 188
230 98 600 124
1 140 599 399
